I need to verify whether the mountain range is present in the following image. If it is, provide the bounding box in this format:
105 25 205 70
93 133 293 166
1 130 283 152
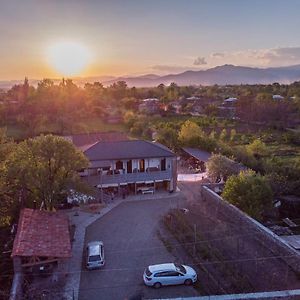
2 64 300 89
101 64 300 87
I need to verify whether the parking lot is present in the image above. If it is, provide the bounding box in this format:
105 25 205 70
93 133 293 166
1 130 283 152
79 196 200 300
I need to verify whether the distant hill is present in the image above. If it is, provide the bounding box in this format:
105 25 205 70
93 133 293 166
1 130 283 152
2 64 300 89
102 64 300 87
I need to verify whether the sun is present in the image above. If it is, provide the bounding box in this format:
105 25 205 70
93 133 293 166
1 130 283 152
47 41 91 76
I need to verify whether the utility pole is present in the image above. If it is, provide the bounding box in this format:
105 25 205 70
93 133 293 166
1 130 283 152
193 223 196 256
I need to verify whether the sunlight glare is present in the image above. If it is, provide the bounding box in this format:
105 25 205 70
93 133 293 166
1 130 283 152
47 41 91 76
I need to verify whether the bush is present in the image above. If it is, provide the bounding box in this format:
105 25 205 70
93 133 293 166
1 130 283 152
222 171 273 220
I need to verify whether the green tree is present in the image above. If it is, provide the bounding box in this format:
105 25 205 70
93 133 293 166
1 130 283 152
178 120 204 146
0 129 16 227
246 139 268 158
222 171 273 220
156 127 178 149
207 154 240 182
5 135 89 211
219 128 227 141
230 129 237 142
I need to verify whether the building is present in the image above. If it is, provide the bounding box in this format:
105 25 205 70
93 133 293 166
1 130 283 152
138 98 161 114
273 94 284 100
11 208 71 269
218 97 238 119
81 140 177 194
10 208 71 299
63 132 128 151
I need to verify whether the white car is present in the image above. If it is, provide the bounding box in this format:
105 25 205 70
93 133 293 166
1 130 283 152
143 263 197 288
86 241 105 269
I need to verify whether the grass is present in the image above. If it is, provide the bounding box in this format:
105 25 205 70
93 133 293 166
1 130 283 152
156 229 173 253
76 117 126 133
2 124 25 140
163 209 254 293
2 117 128 140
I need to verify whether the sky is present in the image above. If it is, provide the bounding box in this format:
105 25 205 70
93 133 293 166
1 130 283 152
1 0 300 80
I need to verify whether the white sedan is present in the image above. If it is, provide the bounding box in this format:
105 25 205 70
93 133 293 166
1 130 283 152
143 263 197 288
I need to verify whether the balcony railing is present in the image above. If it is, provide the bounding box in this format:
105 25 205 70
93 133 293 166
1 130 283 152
85 170 172 186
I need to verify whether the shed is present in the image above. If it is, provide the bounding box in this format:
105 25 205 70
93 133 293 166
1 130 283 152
12 208 71 268
182 147 212 163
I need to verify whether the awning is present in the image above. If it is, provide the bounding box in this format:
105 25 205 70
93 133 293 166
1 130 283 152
145 180 154 184
97 183 118 188
182 147 211 162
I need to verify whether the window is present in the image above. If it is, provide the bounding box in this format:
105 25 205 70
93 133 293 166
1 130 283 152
145 267 152 277
88 255 101 262
175 264 186 274
154 271 169 277
168 271 181 276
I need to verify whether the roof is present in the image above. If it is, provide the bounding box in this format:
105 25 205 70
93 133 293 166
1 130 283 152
273 94 284 99
182 147 212 162
224 97 238 102
63 132 128 148
149 263 176 272
280 235 300 250
84 140 175 161
12 208 71 258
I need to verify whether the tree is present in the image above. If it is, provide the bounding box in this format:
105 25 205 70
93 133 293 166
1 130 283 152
219 128 227 141
156 126 178 149
207 154 240 182
0 129 16 227
5 135 89 210
222 171 273 220
230 129 237 142
246 139 268 158
178 120 204 146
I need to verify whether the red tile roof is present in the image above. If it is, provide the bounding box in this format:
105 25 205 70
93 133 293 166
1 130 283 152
12 208 71 258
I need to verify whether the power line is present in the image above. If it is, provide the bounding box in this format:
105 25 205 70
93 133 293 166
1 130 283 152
0 252 299 278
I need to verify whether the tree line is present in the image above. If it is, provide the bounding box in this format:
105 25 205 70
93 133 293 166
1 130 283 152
1 79 300 138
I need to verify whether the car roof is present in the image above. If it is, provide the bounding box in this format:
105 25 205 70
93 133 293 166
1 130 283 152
148 263 176 273
87 241 103 256
87 241 103 247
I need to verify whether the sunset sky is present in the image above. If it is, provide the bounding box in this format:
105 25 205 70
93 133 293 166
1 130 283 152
1 0 300 80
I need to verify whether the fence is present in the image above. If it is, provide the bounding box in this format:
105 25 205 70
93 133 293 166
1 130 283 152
201 185 300 276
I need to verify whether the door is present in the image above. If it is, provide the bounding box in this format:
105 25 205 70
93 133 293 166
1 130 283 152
116 160 123 170
154 271 182 286
127 160 132 173
161 158 166 171
166 271 184 285
139 159 145 172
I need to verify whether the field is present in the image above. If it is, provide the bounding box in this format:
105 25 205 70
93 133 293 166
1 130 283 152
2 117 127 140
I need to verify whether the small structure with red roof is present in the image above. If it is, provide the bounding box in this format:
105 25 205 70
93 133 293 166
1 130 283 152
12 208 71 268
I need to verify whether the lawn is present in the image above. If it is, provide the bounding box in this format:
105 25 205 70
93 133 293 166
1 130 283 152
2 117 128 140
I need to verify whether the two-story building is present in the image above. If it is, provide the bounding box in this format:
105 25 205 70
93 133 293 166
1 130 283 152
81 140 177 195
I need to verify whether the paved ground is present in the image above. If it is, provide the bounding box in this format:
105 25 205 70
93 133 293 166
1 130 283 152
78 196 200 300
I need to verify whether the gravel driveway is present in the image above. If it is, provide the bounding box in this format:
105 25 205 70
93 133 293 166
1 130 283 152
79 196 200 300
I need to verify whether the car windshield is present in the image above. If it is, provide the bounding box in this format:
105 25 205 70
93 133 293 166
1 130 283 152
145 267 152 276
175 264 186 274
89 255 101 262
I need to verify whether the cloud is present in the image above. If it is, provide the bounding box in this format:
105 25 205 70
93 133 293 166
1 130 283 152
193 56 207 65
209 47 300 67
211 52 225 58
254 47 300 64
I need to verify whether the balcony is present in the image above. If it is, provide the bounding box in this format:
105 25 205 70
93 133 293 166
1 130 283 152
84 170 172 187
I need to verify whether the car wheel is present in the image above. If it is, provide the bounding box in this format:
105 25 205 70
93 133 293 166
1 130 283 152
153 282 162 289
184 279 192 286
